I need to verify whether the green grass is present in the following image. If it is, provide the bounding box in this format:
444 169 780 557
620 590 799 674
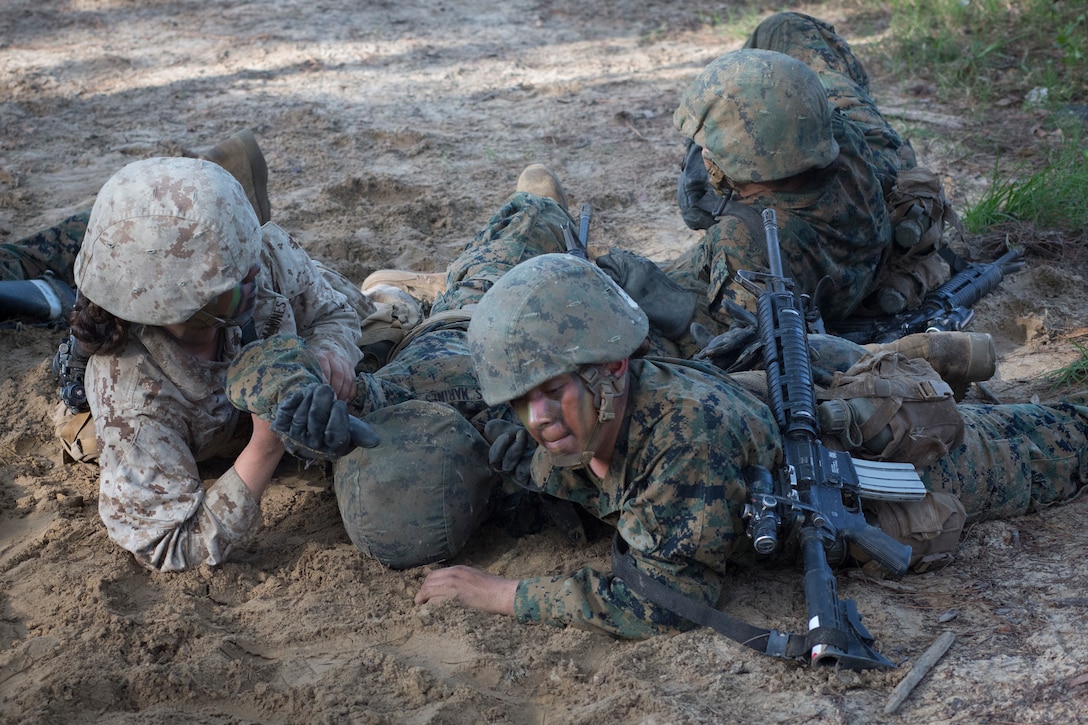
962 140 1088 234
1046 342 1088 391
871 0 1087 107
854 0 1087 387
849 0 1087 237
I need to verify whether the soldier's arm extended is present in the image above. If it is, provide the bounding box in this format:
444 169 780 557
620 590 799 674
514 437 750 638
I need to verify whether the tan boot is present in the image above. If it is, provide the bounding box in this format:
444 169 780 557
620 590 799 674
516 164 568 211
361 270 447 308
195 129 271 225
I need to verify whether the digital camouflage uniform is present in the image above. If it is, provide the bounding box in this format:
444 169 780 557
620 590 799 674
81 158 366 572
668 12 913 339
923 396 1088 521
469 252 1088 640
356 190 576 415
430 191 574 315
515 357 782 638
512 364 1088 639
428 190 681 358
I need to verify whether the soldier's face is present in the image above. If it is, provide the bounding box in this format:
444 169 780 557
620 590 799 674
514 373 598 458
209 263 261 321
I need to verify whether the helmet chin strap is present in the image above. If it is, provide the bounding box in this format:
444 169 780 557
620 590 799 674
546 365 626 470
700 149 741 195
189 305 255 330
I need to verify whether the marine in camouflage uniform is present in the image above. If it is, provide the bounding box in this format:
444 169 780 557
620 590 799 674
666 12 919 352
76 157 369 573
2 130 278 325
225 183 591 569
517 355 782 638
413 252 1088 640
0 211 88 285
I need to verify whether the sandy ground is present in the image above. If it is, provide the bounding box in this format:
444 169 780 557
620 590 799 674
2 1 1088 723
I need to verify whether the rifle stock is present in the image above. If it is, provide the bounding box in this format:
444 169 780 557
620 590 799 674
740 208 915 670
562 204 592 259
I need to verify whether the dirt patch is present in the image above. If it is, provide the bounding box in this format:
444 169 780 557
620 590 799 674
3 1 1088 723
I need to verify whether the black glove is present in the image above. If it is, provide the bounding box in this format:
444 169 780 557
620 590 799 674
483 419 535 488
595 247 696 341
271 384 379 461
677 140 720 231
692 321 761 372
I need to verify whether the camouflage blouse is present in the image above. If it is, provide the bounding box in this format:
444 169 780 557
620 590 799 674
90 223 365 572
513 358 782 639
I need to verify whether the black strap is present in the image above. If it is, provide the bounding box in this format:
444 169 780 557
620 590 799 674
696 194 767 244
610 535 810 661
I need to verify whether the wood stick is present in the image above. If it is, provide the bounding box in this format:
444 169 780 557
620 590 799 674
883 631 956 714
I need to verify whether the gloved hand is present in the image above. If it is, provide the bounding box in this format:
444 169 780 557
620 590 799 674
483 419 535 488
691 321 761 372
595 247 696 341
692 298 763 371
676 140 720 231
271 383 379 461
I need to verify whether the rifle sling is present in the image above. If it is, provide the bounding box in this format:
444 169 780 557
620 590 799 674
610 535 812 661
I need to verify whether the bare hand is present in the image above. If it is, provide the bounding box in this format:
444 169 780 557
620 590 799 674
415 565 518 616
316 349 357 401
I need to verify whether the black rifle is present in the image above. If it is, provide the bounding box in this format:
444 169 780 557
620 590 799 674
737 208 924 670
52 331 90 413
562 204 592 259
829 248 1023 344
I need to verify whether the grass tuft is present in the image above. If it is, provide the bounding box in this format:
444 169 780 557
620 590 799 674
1046 342 1088 391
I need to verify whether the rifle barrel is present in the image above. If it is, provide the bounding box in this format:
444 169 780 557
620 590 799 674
762 209 785 279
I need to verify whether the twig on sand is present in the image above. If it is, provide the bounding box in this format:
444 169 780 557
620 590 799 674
883 631 956 714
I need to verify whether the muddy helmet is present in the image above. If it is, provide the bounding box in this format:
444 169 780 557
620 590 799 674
673 49 839 183
468 253 649 406
74 156 262 325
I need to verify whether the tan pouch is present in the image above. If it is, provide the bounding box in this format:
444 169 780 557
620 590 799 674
869 491 966 572
57 410 99 464
818 351 965 468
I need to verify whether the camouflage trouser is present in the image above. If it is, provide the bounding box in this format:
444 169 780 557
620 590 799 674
921 395 1088 522
0 211 88 285
355 326 499 425
745 12 914 182
353 190 577 424
430 192 573 314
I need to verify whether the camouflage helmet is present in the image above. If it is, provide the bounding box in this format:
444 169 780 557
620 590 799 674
74 156 262 325
333 400 495 569
673 49 839 183
468 253 648 406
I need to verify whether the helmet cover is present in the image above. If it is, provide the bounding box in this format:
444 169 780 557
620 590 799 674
468 253 648 406
74 156 261 325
